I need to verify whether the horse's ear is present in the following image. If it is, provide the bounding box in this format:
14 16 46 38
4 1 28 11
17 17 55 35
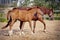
13 8 17 10
50 8 53 12
37 6 39 8
27 8 32 11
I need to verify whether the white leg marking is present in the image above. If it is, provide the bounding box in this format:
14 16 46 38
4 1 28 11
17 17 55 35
19 32 22 35
22 31 25 35
31 31 34 34
9 30 13 36
44 29 46 32
43 29 46 32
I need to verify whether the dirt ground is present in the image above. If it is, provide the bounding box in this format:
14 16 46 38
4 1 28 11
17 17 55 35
0 20 60 40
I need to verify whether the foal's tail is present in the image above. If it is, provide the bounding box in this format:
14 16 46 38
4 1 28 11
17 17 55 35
7 10 11 20
1 11 12 29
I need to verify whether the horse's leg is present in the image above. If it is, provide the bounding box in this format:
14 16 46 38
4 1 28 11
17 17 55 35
8 19 16 36
19 21 23 30
33 21 36 33
39 19 46 32
19 21 25 35
37 14 46 32
29 21 33 34
2 19 12 29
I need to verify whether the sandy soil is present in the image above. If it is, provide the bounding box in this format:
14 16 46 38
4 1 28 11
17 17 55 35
0 20 60 40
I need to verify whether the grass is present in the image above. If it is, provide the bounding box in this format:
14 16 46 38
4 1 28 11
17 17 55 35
46 13 60 20
54 17 60 20
0 13 3 17
0 13 7 22
46 17 60 20
0 17 7 22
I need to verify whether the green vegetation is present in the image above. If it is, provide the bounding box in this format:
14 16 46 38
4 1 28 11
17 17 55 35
0 18 7 22
0 13 3 17
0 13 7 22
46 17 60 20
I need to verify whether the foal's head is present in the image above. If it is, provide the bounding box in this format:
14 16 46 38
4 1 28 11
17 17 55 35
48 8 54 20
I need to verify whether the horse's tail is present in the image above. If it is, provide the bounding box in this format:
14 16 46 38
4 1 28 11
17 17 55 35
7 10 11 20
2 11 12 29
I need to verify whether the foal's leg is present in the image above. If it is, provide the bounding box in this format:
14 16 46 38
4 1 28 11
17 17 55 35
29 21 33 34
19 21 25 35
33 21 36 33
19 21 23 30
2 19 11 29
38 15 46 32
8 19 16 36
39 19 46 32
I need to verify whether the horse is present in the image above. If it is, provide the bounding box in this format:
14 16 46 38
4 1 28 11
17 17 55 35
2 7 46 36
37 6 54 20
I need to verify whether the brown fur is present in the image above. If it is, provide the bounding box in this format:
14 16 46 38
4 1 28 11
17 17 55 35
2 7 46 33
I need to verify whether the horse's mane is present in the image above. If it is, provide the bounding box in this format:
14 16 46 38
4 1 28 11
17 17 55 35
12 7 33 11
12 8 17 10
12 7 40 11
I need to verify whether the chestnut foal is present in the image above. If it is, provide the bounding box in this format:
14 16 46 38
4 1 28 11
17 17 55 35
2 7 46 36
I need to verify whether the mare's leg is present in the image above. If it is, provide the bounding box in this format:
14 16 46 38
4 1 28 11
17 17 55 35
37 14 46 32
33 21 36 33
8 19 16 36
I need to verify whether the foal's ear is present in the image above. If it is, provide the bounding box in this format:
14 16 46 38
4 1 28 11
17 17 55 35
13 8 17 10
27 8 32 11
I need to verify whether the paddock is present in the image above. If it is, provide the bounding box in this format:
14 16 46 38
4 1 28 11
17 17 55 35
0 20 60 40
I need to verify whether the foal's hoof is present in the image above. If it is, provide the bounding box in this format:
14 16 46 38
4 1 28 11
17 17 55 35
8 34 12 36
8 30 13 36
19 32 25 36
33 30 35 33
43 30 46 33
22 32 25 35
19 32 22 35
31 32 34 34
8 33 13 36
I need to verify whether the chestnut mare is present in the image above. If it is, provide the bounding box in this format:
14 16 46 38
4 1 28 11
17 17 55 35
38 6 54 20
2 7 46 36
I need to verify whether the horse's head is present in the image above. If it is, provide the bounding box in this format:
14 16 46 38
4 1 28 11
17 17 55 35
48 8 54 20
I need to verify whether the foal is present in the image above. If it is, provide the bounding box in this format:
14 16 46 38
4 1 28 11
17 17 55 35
2 7 46 36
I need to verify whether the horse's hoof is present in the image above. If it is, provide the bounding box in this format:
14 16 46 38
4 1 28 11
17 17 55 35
33 30 35 33
8 30 13 36
22 32 25 35
19 32 22 35
8 33 13 36
19 32 25 36
43 30 46 33
31 32 34 34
